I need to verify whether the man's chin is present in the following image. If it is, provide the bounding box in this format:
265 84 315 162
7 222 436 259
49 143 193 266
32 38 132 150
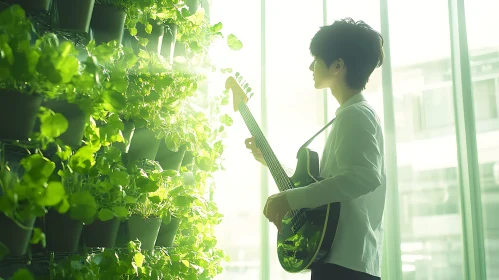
313 82 323 90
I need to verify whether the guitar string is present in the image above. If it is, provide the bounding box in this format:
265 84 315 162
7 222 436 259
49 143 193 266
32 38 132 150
239 103 292 192
239 103 305 228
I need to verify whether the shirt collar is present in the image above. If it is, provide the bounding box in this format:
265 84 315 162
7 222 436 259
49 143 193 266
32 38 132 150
335 93 366 116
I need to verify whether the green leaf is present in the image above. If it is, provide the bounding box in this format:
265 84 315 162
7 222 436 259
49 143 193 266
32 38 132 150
138 37 149 47
98 208 115 221
102 90 127 112
181 8 191 18
149 196 161 204
172 195 192 207
55 197 70 214
69 191 97 222
227 34 243 51
133 252 145 267
162 169 178 177
135 176 158 193
145 23 153 34
109 170 129 186
110 71 129 92
214 141 224 154
169 186 186 197
196 157 213 171
220 67 232 74
124 196 138 204
38 181 65 206
129 27 138 36
69 146 96 174
30 228 45 246
112 206 128 219
164 134 180 152
212 22 223 32
40 112 68 138
219 114 233 126
11 268 34 280
20 154 55 186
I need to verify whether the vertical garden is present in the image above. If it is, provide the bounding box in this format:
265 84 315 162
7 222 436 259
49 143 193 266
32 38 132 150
0 0 240 279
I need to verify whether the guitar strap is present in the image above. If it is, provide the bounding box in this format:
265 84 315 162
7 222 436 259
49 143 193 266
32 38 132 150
300 100 376 150
300 117 336 149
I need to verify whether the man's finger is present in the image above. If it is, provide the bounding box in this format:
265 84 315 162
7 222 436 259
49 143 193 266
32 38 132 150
263 198 270 219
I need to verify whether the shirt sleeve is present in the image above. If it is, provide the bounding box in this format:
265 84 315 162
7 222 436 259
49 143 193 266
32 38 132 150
285 107 383 210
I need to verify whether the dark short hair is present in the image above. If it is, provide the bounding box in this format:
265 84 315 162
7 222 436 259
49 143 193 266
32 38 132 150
310 18 384 90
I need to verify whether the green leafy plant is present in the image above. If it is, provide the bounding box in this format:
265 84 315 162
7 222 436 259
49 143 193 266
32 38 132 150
0 1 241 278
124 159 166 219
0 154 68 221
87 145 130 222
0 5 80 99
94 0 144 36
0 153 68 249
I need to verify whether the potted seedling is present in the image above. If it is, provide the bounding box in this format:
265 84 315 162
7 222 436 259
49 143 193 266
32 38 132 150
0 153 67 256
122 159 165 251
0 6 78 141
82 146 130 248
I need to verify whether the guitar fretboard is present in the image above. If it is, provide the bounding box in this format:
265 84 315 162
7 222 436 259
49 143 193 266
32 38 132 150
238 102 293 193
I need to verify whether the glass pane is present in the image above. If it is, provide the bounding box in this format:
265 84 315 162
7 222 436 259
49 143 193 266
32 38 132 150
465 0 499 279
265 1 325 279
209 1 263 279
388 0 465 279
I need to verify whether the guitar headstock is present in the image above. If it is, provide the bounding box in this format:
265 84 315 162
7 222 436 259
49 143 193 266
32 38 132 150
225 72 254 112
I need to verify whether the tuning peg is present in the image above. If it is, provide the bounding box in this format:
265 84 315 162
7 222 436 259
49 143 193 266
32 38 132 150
235 72 240 78
246 87 252 93
237 76 243 83
249 92 255 98
243 83 249 89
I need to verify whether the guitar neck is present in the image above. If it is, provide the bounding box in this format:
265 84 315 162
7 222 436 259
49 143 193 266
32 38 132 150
238 102 293 192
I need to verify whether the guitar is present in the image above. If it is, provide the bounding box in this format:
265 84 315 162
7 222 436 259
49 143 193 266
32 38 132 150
225 73 341 273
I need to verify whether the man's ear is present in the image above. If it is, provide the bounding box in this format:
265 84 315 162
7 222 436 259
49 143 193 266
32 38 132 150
336 58 345 70
330 58 345 74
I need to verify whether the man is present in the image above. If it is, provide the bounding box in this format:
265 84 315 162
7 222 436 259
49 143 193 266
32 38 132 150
245 18 386 280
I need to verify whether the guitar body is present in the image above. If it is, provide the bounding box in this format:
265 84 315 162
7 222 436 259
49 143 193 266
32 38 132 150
278 147 341 273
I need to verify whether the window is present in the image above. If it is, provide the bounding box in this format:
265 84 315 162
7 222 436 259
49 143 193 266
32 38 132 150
387 0 464 278
421 86 454 130
473 78 498 121
465 0 499 278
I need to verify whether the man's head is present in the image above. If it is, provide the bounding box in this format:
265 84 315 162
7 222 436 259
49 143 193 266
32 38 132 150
309 18 384 92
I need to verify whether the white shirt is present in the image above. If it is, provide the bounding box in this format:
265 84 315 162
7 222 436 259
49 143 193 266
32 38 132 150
285 93 386 277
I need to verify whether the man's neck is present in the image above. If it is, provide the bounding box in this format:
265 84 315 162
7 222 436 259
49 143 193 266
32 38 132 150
330 87 361 105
